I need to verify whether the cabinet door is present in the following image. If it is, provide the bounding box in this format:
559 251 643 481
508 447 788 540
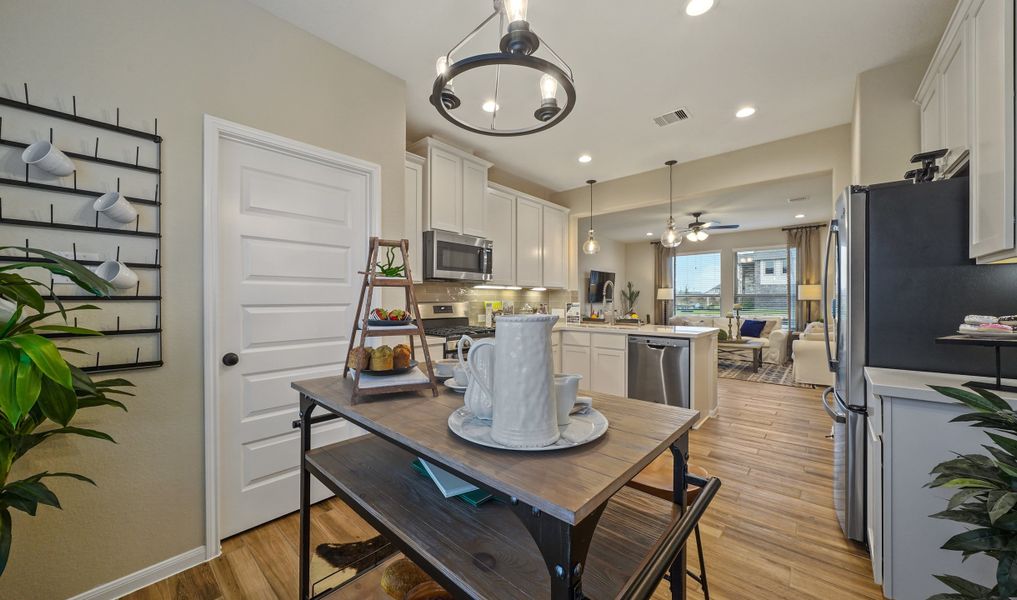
940 21 969 164
919 84 941 153
485 188 516 285
590 348 626 397
429 147 462 233
541 206 567 289
404 160 424 278
516 197 543 287
561 345 591 389
969 0 1015 259
461 160 488 237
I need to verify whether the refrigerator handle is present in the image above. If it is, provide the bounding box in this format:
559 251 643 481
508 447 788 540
822 220 839 372
822 386 847 424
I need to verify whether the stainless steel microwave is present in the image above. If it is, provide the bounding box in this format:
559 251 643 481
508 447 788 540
422 230 493 282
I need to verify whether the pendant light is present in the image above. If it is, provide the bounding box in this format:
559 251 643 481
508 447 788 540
582 179 601 255
660 160 682 248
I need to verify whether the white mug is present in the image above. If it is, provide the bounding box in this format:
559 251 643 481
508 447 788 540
553 374 583 425
93 192 138 224
452 364 469 387
434 358 458 378
21 141 75 176
95 260 139 290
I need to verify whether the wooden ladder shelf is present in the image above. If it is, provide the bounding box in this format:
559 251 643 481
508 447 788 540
342 238 439 398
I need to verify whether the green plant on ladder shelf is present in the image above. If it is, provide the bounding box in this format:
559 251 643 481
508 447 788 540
376 246 406 278
926 385 1017 599
0 248 135 576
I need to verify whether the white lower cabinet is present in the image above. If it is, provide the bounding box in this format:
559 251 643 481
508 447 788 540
590 348 626 396
560 331 626 396
414 336 446 364
561 344 591 387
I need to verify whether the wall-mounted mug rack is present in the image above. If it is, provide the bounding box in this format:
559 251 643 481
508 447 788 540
0 83 163 373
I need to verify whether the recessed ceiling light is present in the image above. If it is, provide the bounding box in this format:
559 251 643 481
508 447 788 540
578 154 592 163
685 0 715 16
646 232 654 236
795 214 806 219
482 100 499 113
735 106 756 119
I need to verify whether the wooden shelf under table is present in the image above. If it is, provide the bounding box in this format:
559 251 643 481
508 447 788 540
306 435 679 600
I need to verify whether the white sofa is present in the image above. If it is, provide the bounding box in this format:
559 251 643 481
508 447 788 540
670 315 788 364
792 322 835 386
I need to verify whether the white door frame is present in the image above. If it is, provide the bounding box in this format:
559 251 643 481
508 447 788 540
201 115 381 559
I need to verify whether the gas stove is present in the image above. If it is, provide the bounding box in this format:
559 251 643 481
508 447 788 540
419 302 495 358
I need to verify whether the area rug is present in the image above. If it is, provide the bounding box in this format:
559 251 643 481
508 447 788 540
718 358 813 388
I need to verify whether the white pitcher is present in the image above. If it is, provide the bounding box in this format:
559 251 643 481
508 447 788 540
490 314 560 448
458 335 495 421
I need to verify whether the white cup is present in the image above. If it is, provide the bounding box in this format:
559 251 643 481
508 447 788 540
452 364 469 387
21 141 75 176
95 260 139 290
554 374 583 425
434 358 458 378
93 192 138 224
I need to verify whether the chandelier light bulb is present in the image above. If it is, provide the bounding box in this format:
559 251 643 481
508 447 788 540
583 230 601 255
435 55 449 76
505 0 529 23
539 73 559 102
661 217 681 248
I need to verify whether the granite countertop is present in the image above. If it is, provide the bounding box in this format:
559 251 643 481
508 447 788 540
864 366 1017 404
552 323 719 339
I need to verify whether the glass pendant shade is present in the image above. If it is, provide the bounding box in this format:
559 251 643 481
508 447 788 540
583 229 601 255
539 73 559 101
686 231 698 242
661 218 681 248
697 230 709 241
505 0 529 23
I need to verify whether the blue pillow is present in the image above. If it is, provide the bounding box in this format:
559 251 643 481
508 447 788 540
740 319 766 338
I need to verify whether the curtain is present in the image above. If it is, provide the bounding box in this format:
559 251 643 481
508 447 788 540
653 242 675 325
786 225 824 331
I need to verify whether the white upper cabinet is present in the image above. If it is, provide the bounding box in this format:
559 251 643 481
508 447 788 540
918 0 1015 263
515 196 544 287
403 154 425 279
541 205 568 289
485 187 516 285
409 137 491 236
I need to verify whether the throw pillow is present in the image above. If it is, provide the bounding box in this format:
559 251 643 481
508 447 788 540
760 319 778 338
740 319 766 338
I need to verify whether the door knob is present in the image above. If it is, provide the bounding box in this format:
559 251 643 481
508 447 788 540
222 352 239 366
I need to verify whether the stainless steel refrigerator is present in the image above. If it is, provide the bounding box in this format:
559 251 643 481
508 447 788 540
821 177 1017 543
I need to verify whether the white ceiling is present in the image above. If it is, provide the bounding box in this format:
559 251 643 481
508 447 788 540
579 173 832 243
248 0 956 191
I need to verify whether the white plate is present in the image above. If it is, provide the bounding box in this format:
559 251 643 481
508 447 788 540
957 329 1017 339
444 380 468 393
447 406 609 451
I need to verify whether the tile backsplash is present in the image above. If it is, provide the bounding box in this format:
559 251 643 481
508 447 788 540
414 283 576 325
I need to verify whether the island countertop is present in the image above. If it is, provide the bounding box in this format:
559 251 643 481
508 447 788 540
552 323 719 339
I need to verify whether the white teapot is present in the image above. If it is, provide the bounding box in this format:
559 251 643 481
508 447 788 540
458 335 495 421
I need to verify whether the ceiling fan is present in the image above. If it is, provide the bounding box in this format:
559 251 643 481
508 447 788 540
681 212 740 241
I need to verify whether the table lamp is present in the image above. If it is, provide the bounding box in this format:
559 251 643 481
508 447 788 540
656 288 671 324
797 284 822 326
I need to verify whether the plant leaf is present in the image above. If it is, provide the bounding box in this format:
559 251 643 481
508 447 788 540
986 433 1017 462
0 247 111 296
34 325 103 336
998 552 1017 597
3 480 59 509
990 493 1017 524
36 378 76 427
0 273 44 313
14 356 40 416
932 385 1011 412
941 478 998 490
943 528 1011 552
0 345 20 426
948 489 988 510
33 472 95 485
6 334 72 389
1 493 37 516
933 574 993 597
0 507 10 576
38 426 115 444
931 508 991 528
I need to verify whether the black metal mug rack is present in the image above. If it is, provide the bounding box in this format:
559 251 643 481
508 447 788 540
935 335 1017 394
0 83 163 373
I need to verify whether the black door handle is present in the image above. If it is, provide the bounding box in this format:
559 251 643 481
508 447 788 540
222 352 239 366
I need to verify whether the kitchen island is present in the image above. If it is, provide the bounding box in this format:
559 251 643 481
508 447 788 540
551 324 719 428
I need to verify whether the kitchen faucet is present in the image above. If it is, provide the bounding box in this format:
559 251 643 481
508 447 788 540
602 280 615 325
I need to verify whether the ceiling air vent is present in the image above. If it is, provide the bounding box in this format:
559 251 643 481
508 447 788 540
653 108 691 128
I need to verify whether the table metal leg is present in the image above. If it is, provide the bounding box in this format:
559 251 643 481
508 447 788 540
298 394 316 600
510 501 606 599
669 435 690 600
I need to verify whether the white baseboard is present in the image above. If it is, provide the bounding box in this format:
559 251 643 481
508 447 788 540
66 546 207 600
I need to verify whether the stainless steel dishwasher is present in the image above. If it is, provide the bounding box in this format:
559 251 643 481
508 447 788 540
627 335 691 408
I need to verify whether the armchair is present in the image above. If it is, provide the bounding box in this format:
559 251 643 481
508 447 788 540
792 322 834 386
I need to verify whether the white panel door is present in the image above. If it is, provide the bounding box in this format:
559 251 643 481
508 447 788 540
461 159 488 237
218 136 367 537
516 197 543 287
591 348 626 397
485 188 516 285
541 206 567 289
428 147 462 233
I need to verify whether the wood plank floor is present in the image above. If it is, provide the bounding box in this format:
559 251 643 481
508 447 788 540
126 379 883 600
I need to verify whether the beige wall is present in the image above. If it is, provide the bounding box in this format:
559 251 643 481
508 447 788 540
553 125 852 291
624 242 656 320
575 228 627 315
0 1 406 598
851 54 932 185
487 166 556 202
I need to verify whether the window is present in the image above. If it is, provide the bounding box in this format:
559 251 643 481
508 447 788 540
672 252 722 315
735 247 797 322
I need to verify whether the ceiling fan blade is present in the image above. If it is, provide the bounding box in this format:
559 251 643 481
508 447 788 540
708 224 740 230
701 221 721 228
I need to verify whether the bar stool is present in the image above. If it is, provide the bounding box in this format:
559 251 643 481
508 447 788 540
627 453 711 600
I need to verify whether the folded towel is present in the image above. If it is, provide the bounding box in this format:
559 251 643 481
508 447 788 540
964 315 999 325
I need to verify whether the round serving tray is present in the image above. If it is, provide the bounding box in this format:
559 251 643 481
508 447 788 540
447 406 608 451
367 318 415 327
359 360 418 376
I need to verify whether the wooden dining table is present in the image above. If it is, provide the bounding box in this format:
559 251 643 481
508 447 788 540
291 376 701 600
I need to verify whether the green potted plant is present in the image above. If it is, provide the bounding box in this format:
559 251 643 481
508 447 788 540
926 385 1017 599
620 282 640 316
0 248 134 576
